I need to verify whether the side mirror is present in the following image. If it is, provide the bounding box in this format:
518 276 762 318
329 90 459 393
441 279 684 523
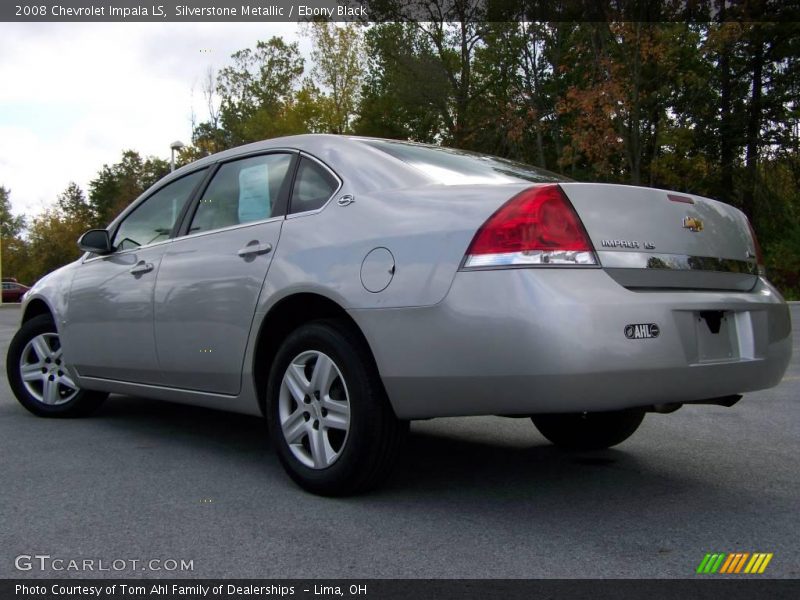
78 229 113 255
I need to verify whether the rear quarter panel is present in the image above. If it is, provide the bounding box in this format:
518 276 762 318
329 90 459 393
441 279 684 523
258 183 531 311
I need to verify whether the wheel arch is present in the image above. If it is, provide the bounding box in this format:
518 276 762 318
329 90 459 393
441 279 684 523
22 298 55 324
252 292 380 416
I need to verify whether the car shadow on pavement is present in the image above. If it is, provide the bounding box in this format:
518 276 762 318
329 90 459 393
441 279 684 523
89 395 713 509
394 429 663 493
93 394 271 460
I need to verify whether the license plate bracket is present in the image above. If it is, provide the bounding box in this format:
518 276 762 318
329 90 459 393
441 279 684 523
695 310 738 362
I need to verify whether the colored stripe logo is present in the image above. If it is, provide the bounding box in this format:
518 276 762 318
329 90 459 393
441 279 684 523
696 553 773 574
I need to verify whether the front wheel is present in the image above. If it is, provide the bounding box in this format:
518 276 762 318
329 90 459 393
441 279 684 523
531 409 645 451
266 319 408 496
6 314 107 417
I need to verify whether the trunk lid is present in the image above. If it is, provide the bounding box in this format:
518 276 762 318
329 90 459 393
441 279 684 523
559 183 759 291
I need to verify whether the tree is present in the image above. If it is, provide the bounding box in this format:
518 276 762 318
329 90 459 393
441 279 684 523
24 209 87 283
355 2 491 146
184 67 231 160
553 22 694 184
88 151 169 227
1 186 30 283
305 22 365 134
0 186 26 238
3 182 98 285
355 23 447 141
215 37 306 145
56 182 94 225
469 22 565 167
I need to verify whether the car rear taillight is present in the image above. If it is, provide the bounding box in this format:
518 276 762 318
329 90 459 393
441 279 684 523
463 184 597 268
747 219 766 276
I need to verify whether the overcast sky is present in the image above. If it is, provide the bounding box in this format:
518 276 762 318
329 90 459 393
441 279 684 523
0 22 304 218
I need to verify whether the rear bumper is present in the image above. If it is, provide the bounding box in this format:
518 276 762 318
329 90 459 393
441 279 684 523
350 269 792 419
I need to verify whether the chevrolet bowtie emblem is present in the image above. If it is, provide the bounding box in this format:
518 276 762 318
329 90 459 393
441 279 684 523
683 216 704 232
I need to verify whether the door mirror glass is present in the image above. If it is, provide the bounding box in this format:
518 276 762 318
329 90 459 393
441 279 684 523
78 229 112 255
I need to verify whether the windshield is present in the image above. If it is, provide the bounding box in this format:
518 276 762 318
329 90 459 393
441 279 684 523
357 139 570 185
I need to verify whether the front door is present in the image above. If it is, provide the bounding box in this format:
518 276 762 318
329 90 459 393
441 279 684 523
63 169 206 384
153 152 295 394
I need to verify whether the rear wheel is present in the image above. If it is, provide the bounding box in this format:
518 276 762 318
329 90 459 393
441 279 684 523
6 314 107 417
266 319 408 496
531 409 645 451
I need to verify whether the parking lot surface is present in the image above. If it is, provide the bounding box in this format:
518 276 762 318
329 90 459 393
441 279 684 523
1 304 798 578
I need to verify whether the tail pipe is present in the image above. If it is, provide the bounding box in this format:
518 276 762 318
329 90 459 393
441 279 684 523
648 394 743 414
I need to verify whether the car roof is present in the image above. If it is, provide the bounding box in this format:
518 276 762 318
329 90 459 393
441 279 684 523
165 134 431 195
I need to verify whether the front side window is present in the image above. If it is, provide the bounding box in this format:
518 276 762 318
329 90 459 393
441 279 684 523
188 153 293 234
113 169 206 251
289 157 339 215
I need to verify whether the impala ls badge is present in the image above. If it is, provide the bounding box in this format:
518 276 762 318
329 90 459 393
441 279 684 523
600 239 656 250
683 216 704 232
625 323 660 340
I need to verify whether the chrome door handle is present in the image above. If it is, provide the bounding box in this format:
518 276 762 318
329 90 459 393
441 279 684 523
130 261 154 275
237 242 273 257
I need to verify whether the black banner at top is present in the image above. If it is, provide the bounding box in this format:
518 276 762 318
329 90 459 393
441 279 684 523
2 0 799 22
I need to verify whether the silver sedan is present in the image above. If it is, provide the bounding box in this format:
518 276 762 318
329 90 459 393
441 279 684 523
6 135 792 495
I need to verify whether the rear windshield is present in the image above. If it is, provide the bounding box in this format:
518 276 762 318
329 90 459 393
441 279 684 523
357 139 570 185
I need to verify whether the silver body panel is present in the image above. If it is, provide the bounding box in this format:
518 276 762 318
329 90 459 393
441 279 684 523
20 135 792 419
63 244 169 384
352 270 790 418
153 218 283 394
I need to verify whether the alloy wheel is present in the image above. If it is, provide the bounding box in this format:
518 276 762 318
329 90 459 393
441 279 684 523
278 350 351 469
19 333 79 406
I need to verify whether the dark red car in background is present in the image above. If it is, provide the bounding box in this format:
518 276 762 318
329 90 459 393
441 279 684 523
2 278 30 303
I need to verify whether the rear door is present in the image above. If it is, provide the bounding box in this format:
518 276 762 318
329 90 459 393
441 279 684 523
153 151 297 394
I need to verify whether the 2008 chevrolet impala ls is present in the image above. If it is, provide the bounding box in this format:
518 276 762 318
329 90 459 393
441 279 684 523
6 135 792 495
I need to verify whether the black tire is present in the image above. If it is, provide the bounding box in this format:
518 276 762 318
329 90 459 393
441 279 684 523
266 319 408 496
531 409 645 451
6 314 107 418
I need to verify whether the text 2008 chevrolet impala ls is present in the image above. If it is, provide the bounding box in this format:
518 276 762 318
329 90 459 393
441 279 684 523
6 135 792 495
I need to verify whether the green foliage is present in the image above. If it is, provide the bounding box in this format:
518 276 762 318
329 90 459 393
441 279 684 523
2 234 33 285
1 186 30 284
57 182 94 225
23 208 88 284
354 23 447 142
215 37 306 146
305 21 365 134
0 186 26 238
2 182 99 285
2 151 170 284
88 150 169 227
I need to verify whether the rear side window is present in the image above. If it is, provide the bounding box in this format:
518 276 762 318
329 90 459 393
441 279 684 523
359 139 569 185
289 157 339 214
113 169 206 251
189 153 293 234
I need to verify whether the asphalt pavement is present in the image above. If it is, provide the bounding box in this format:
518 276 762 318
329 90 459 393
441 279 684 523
0 304 798 579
